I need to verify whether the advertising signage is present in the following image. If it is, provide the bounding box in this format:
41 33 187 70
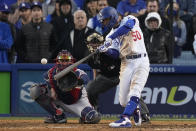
11 64 196 117
99 73 196 118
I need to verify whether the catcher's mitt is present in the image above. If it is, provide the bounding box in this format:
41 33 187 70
57 71 78 92
86 33 104 53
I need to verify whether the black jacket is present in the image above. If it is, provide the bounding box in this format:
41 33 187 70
51 27 95 61
51 11 74 42
143 28 173 64
18 21 57 63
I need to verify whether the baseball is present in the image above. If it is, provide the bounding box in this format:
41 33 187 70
41 58 47 64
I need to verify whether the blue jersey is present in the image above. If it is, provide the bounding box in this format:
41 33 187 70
106 15 147 58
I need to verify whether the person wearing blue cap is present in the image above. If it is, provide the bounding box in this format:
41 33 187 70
31 1 43 10
15 2 31 29
0 3 10 22
0 3 14 63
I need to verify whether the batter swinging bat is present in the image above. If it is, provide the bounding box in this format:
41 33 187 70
54 51 97 80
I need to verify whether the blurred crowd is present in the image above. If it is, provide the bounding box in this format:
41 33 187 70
0 0 196 64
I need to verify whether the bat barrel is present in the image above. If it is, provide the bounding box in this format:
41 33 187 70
54 51 97 80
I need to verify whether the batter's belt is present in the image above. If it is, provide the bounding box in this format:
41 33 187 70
125 53 147 59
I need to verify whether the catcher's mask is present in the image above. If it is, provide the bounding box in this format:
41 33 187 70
56 50 75 70
86 33 104 53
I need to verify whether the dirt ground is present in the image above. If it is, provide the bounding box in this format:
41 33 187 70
1 119 196 131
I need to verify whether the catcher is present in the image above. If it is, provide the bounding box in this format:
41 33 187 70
30 50 101 124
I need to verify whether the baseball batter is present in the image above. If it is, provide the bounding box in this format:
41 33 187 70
30 50 101 124
98 7 150 128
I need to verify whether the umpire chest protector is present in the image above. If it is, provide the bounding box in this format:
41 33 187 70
92 53 121 77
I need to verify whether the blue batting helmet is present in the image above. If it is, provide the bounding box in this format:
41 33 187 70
97 6 119 33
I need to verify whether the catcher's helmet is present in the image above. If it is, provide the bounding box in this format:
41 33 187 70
97 6 118 33
56 50 75 70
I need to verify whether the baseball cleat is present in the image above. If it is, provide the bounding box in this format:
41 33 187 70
109 116 132 128
44 113 67 124
142 113 151 124
133 107 142 126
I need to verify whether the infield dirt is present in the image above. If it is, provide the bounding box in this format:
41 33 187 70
0 119 196 131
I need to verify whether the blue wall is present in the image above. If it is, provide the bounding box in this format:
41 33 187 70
0 64 196 118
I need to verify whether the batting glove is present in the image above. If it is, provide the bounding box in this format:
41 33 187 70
98 45 108 52
104 38 112 47
98 38 112 52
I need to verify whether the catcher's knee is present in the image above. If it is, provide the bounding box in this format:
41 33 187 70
80 107 101 124
30 83 47 100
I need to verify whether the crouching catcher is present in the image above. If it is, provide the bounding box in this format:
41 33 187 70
30 50 101 124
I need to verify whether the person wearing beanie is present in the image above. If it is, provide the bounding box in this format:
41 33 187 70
15 2 31 29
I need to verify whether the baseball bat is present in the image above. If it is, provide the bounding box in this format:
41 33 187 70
54 51 97 80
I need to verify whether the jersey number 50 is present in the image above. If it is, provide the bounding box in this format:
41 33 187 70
131 31 141 41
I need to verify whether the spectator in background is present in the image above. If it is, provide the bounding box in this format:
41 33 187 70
178 0 195 51
15 2 31 29
159 0 194 50
14 2 31 63
51 10 95 61
42 0 77 19
165 2 186 58
87 0 108 35
0 3 17 64
45 0 61 23
51 0 74 43
17 2 57 63
0 3 14 63
159 0 170 15
84 0 98 19
160 0 195 18
9 0 30 24
143 12 173 64
42 0 57 19
138 0 171 31
117 0 146 17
